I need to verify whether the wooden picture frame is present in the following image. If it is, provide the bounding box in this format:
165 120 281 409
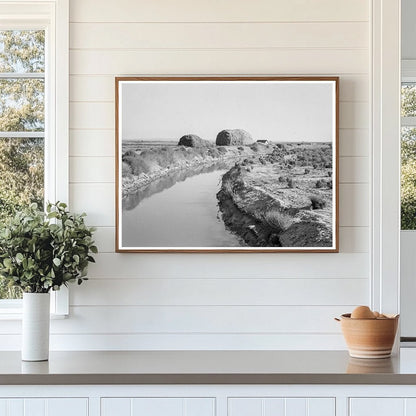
116 76 339 253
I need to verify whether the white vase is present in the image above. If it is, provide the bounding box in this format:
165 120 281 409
22 293 50 361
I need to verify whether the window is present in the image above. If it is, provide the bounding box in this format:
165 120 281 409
401 73 416 229
0 0 69 314
0 30 45 300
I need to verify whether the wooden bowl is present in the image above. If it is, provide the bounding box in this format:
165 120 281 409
337 313 399 359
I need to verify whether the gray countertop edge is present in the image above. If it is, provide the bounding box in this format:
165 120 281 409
1 373 416 385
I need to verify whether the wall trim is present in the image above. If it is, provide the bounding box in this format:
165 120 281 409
371 0 401 316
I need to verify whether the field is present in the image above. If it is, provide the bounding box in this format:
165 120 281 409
217 142 333 247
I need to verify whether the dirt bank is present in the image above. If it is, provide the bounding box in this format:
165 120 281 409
121 144 261 198
217 161 333 247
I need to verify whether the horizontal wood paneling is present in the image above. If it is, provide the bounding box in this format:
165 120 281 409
339 129 369 157
51 305 354 334
57 0 373 351
70 278 368 306
339 77 369 102
0 306 355 335
70 22 368 50
70 103 113 129
339 157 369 183
69 183 114 226
70 76 114 102
69 0 369 23
70 49 368 75
85 253 369 279
339 184 369 227
70 157 114 183
91 227 115 253
91 226 369 254
0 333 347 351
69 130 115 157
339 102 369 129
69 75 369 103
339 227 369 252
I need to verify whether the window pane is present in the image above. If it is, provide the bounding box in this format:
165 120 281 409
0 138 44 299
402 83 416 117
0 78 44 132
402 127 416 163
0 30 45 73
0 138 44 219
401 127 416 230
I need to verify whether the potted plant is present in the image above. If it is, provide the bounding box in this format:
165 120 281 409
0 202 97 361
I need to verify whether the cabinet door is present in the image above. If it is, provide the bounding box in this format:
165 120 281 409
101 398 215 416
228 398 335 416
0 398 88 416
350 398 416 416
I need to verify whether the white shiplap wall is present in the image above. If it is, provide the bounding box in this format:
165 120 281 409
42 0 371 350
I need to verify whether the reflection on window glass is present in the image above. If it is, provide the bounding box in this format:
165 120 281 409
401 81 416 230
0 30 45 300
401 127 416 230
0 138 44 217
402 84 416 118
0 30 45 73
0 79 44 132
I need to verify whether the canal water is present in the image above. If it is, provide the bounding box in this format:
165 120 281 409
122 168 242 248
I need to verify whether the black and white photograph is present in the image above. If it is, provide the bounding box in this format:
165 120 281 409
116 77 338 252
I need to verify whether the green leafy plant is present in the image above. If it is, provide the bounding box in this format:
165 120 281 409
0 202 97 293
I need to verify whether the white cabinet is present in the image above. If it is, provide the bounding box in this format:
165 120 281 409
0 398 88 416
228 398 335 416
350 398 416 416
101 397 215 416
5 385 416 416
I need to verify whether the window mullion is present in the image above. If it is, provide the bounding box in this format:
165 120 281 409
0 132 45 138
401 117 416 127
0 73 44 79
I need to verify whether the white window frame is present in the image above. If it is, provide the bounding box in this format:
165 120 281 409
371 0 401 324
0 0 69 317
399 60 416 340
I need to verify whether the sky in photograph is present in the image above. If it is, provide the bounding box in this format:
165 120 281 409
121 81 335 142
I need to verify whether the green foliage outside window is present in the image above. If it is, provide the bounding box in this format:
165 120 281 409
402 84 416 118
401 129 416 230
401 82 416 230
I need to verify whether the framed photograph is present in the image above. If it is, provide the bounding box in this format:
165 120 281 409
116 77 339 253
